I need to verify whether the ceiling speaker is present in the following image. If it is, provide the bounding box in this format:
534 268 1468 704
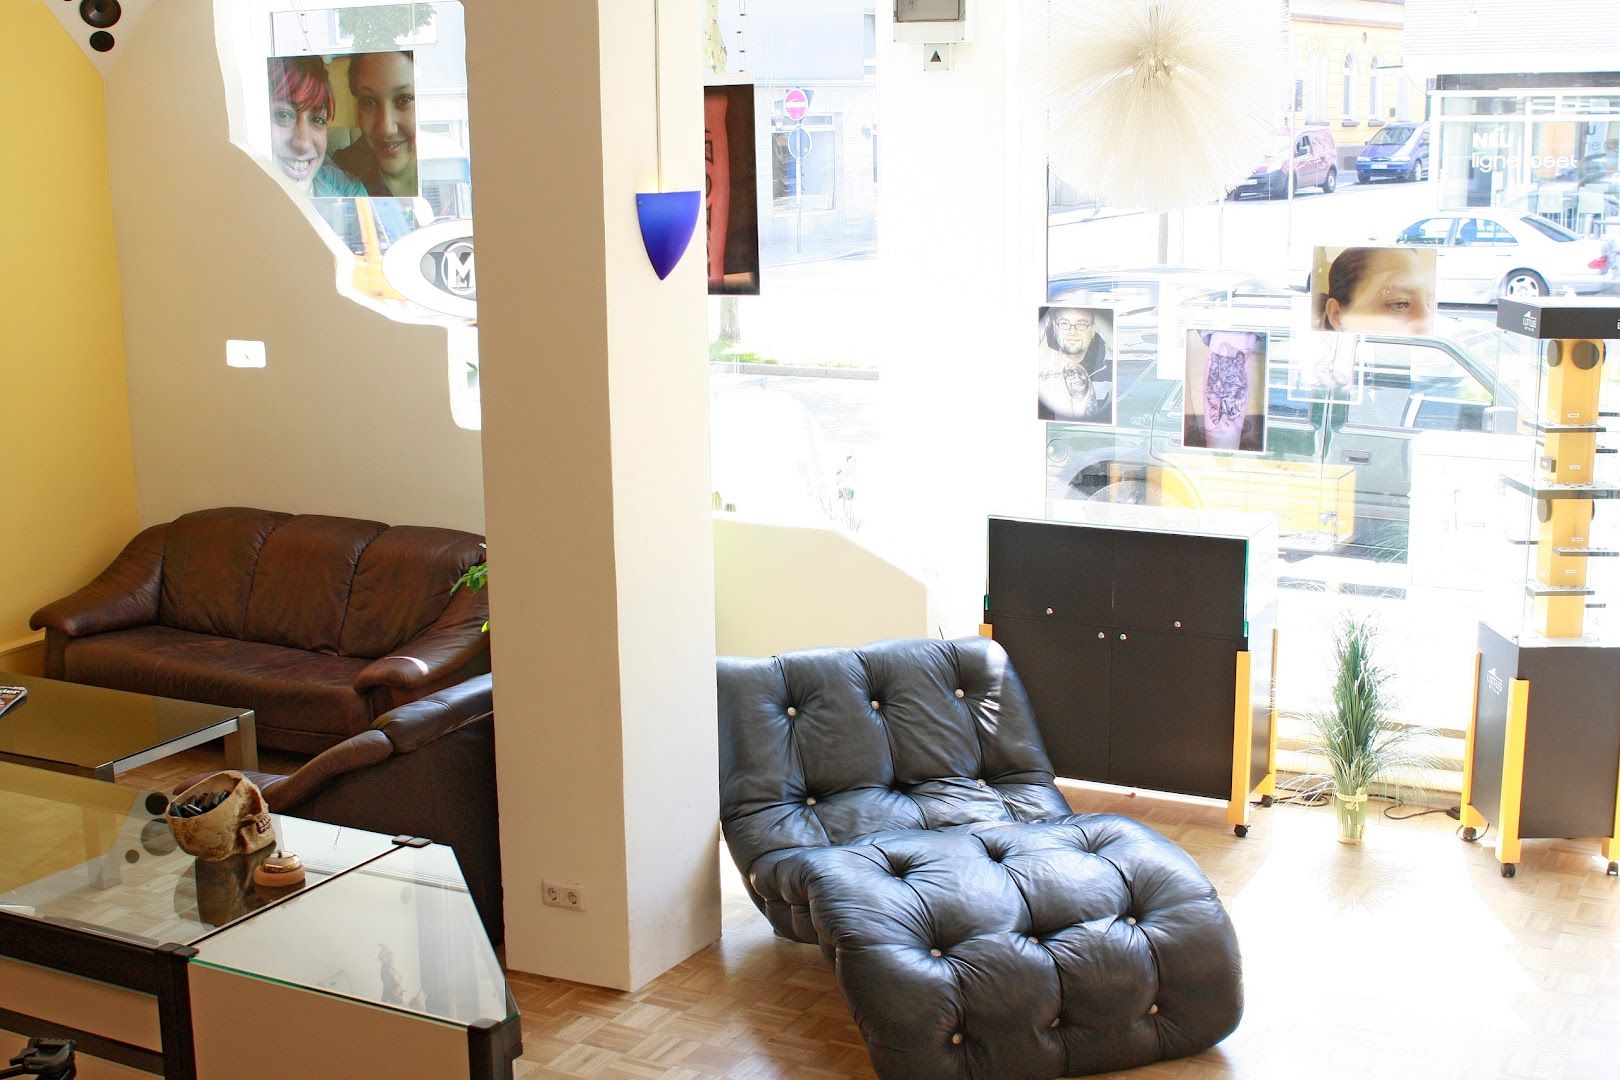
42 0 152 73
78 0 122 30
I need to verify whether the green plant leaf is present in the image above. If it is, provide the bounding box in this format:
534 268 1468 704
1305 614 1434 798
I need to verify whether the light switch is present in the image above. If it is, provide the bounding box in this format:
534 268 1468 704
226 340 266 369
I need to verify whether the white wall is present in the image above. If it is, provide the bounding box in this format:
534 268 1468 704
102 2 483 531
469 0 721 991
1405 0 1620 80
714 515 932 656
865 0 1048 635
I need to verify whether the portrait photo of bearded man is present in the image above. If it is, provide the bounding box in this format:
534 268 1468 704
1037 305 1115 424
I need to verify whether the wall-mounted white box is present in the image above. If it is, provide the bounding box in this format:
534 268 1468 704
894 0 970 43
226 340 266 368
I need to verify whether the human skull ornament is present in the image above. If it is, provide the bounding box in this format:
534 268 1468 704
166 771 276 861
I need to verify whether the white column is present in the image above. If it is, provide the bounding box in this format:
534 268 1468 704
466 0 721 990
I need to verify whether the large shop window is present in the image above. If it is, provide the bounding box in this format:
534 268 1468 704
217 0 481 430
1039 21 1620 784
708 1 879 531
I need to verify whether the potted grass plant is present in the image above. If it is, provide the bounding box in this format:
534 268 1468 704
1308 615 1427 844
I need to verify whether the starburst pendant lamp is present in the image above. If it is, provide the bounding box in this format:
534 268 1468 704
1034 0 1286 212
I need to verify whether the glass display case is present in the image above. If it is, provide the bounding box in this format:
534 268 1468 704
0 763 519 1078
1463 298 1620 880
1487 308 1620 646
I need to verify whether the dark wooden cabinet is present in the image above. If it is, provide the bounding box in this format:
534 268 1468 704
986 513 1276 832
1110 628 1241 799
991 616 1112 782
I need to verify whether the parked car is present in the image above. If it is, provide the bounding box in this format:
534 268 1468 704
1043 271 1540 554
1388 207 1616 301
1355 121 1430 184
1229 129 1338 199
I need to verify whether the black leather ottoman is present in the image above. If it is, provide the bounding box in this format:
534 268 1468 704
718 637 1243 1079
774 818 1241 1079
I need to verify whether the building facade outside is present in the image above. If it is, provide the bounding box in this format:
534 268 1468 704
1406 0 1620 236
1288 0 1422 171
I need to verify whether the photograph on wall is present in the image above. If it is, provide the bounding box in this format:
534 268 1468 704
1288 329 1367 405
267 50 419 200
1183 328 1268 453
1310 245 1436 336
1037 305 1116 425
706 80 761 295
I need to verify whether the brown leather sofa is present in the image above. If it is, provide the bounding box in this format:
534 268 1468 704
31 507 489 753
243 674 504 944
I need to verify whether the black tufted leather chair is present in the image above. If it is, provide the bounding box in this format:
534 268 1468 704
718 637 1242 1080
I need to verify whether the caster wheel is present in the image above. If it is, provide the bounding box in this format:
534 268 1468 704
1461 827 1478 843
1234 824 1249 838
1607 861 1618 877
1260 795 1274 808
1501 863 1517 879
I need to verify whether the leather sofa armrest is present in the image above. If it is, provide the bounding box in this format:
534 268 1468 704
255 730 395 812
375 673 493 754
353 587 489 695
30 524 168 639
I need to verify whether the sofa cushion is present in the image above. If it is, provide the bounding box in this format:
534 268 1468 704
159 508 290 638
340 526 486 659
243 515 388 654
63 625 371 750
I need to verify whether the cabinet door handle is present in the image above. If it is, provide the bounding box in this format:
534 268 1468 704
1097 631 1106 639
1118 633 1128 641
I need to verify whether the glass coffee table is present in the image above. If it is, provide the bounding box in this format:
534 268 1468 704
0 674 256 780
0 762 519 1078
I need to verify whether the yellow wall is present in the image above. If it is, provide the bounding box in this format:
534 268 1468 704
0 2 138 661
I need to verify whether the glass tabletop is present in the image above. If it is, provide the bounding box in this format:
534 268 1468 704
0 674 248 774
0 762 398 948
191 843 513 1028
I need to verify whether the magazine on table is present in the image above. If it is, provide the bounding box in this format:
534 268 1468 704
0 684 27 719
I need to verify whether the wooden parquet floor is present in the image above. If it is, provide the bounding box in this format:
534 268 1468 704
121 751 1620 1080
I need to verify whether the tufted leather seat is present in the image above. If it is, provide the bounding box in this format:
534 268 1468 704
718 637 1242 1080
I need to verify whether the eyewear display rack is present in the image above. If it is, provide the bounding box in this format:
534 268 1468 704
984 506 1278 836
1462 298 1620 879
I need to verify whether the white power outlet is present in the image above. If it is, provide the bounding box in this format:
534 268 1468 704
542 880 586 912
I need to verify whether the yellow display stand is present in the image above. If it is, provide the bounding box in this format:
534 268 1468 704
1462 300 1620 879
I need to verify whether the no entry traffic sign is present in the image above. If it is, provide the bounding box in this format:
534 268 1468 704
783 87 809 122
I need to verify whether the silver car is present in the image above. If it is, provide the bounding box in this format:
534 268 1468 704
1389 208 1615 302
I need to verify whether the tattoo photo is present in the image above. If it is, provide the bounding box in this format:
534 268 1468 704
1184 329 1267 453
